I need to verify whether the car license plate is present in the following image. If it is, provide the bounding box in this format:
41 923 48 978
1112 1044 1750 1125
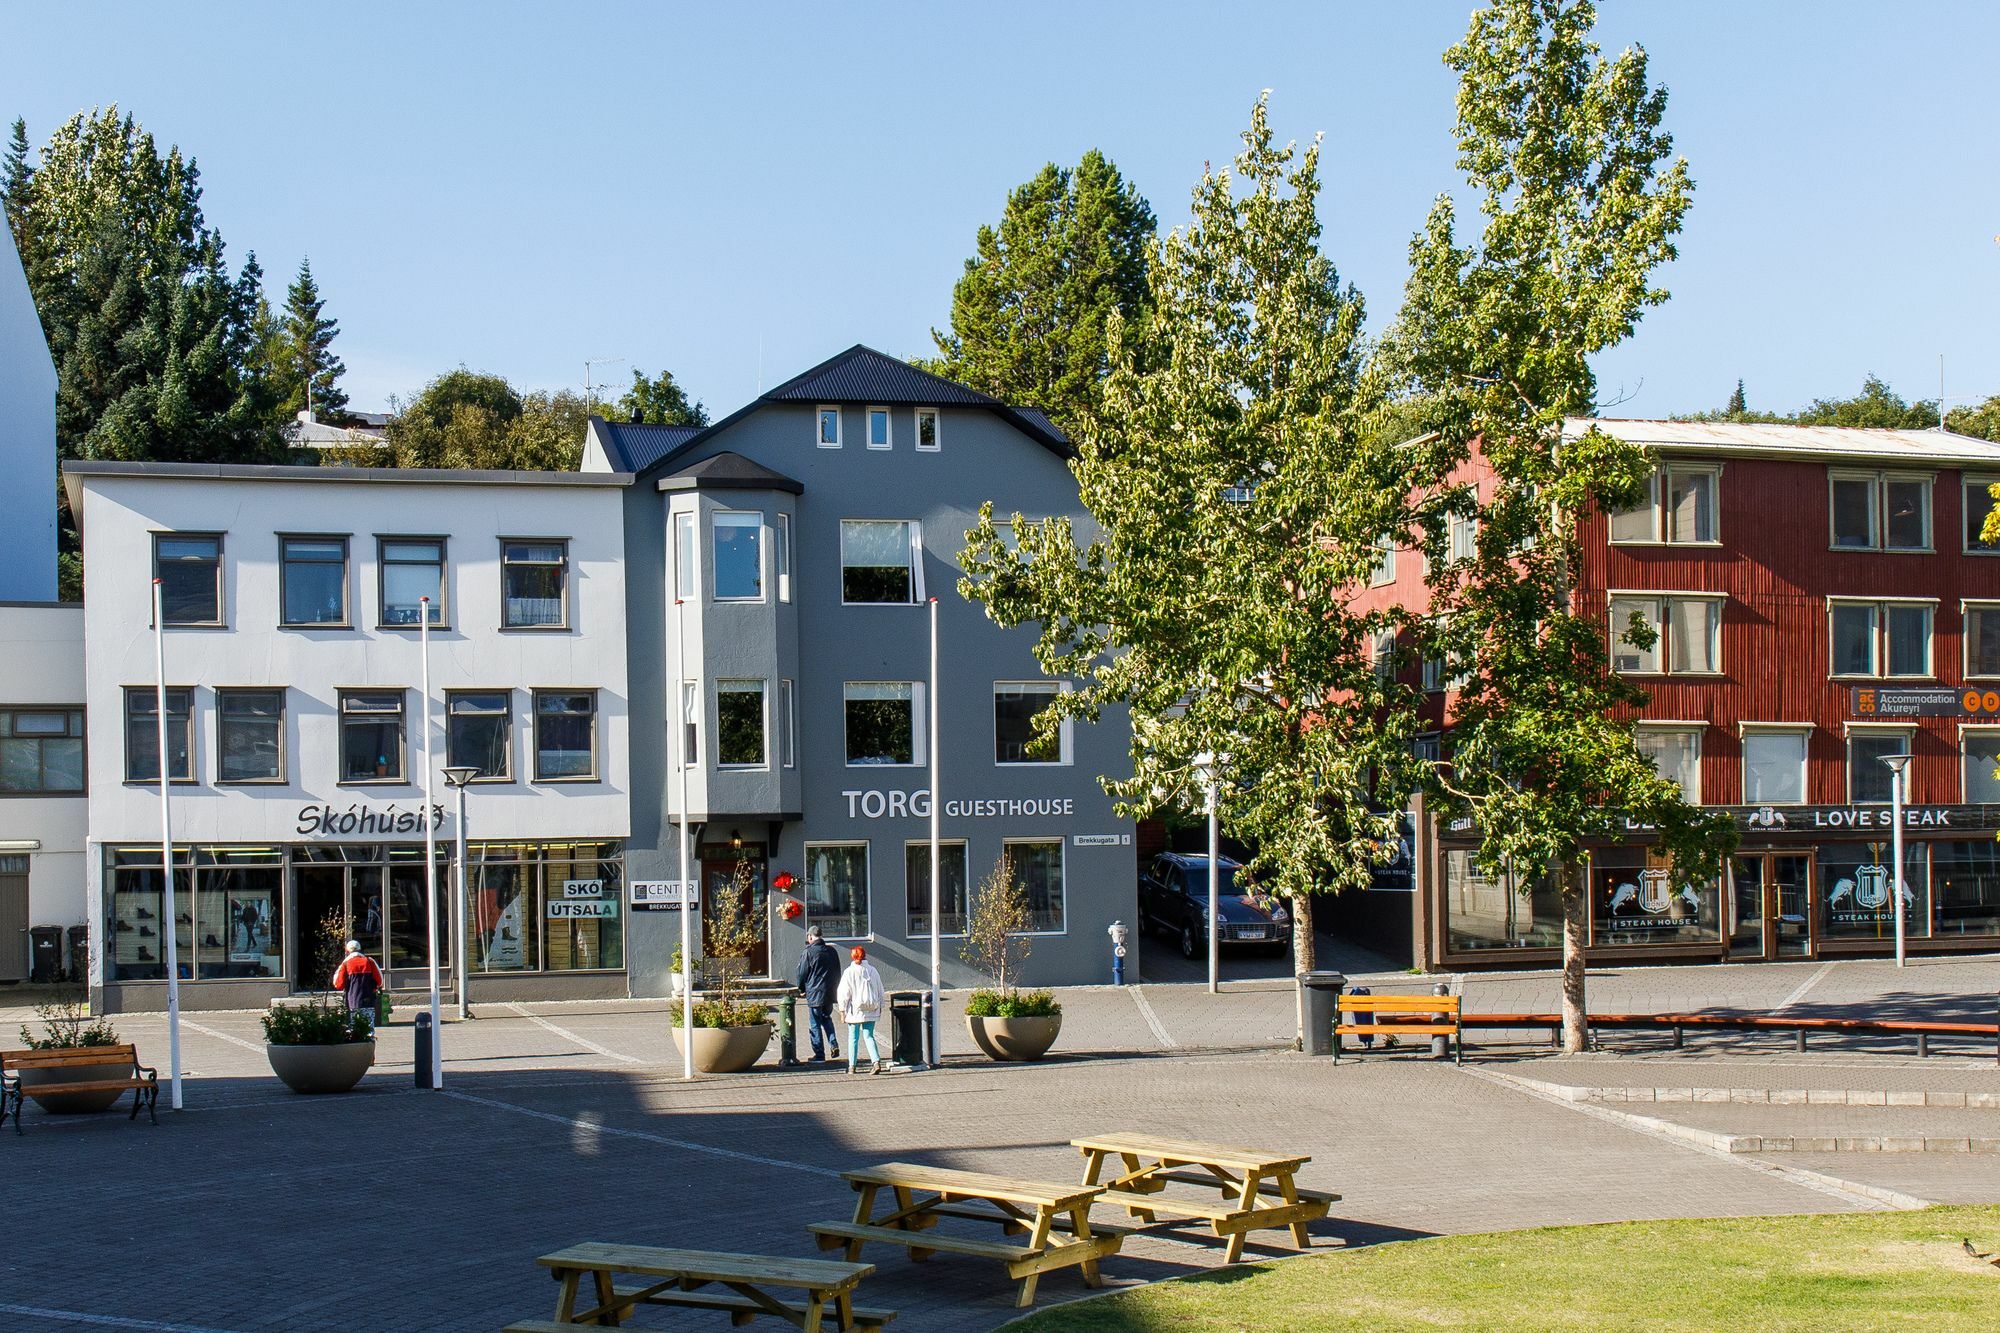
1238 927 1266 940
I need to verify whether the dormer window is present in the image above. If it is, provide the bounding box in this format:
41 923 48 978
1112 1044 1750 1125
817 406 841 448
915 408 941 452
867 407 892 450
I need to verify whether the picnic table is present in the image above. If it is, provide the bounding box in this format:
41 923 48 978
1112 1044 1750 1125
808 1162 1126 1308
507 1242 892 1332
1073 1132 1338 1262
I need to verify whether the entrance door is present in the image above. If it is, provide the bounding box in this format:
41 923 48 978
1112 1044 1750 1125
701 848 769 976
294 866 347 990
0 864 27 982
1729 854 1813 961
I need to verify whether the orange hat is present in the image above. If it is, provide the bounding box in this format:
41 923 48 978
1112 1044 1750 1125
851 946 867 962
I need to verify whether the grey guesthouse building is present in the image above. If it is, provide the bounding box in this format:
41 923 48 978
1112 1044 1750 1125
586 346 1136 997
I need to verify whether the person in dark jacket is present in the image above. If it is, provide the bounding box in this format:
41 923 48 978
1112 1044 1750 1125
794 926 841 1063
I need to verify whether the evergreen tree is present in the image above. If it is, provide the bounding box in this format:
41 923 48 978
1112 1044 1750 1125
1726 378 1746 417
610 366 707 426
275 257 348 423
1 118 30 241
931 150 1155 436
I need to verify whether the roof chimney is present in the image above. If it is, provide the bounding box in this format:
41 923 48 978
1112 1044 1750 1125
630 408 644 425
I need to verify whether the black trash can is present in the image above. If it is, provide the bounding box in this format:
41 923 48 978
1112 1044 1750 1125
1296 970 1346 1057
66 925 88 981
29 926 62 984
887 990 936 1069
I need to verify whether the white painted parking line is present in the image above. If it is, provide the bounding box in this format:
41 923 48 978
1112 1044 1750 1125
1775 960 1838 1012
505 1003 642 1063
0 1303 236 1332
179 1017 266 1055
1128 985 1178 1048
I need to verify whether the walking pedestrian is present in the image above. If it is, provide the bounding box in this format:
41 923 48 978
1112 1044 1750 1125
794 925 841 1063
835 945 885 1075
330 940 383 1021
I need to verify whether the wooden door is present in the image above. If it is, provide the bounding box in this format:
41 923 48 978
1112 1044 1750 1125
701 849 769 976
0 868 26 982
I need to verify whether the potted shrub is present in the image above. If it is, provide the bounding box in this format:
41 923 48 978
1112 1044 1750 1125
669 859 772 1073
262 997 375 1094
961 854 1063 1061
15 976 127 1114
668 942 689 1000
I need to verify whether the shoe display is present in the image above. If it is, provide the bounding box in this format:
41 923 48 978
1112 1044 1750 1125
138 925 155 937
136 945 155 960
204 934 222 948
177 913 192 925
136 907 154 919
115 918 133 931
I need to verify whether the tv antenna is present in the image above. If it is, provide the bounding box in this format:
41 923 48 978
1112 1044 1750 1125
584 357 626 414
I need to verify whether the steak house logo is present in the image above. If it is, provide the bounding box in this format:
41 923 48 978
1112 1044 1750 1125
1608 869 1700 916
296 803 445 837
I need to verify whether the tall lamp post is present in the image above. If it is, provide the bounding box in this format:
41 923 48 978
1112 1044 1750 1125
1881 752 1912 968
1194 752 1219 995
443 766 479 1020
418 597 442 1090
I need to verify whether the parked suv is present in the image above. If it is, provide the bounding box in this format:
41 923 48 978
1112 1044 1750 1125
1138 852 1292 959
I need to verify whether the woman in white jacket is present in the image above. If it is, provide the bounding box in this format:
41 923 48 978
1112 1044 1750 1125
835 945 886 1075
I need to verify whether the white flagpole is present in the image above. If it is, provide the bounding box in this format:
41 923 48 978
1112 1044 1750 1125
421 597 442 1089
152 580 183 1111
676 596 695 1080
927 596 940 1069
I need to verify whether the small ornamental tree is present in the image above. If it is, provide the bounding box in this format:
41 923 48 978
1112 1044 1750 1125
960 854 1059 1018
683 858 768 1028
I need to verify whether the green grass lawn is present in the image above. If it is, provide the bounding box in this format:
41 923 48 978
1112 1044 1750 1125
1009 1207 2000 1331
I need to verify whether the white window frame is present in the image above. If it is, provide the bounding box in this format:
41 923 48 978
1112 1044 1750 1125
866 406 892 451
1739 723 1811 806
1609 463 1722 546
1967 600 2000 680
780 678 796 769
711 510 766 604
993 681 1072 767
816 405 842 449
842 681 927 768
1826 596 1935 680
839 519 925 606
1368 536 1396 588
1961 724 2000 803
715 679 768 770
1829 469 1933 553
1844 722 1916 806
672 511 697 602
1634 722 1704 804
1372 629 1396 681
803 840 872 940
1607 591 1724 676
774 513 792 603
1001 835 1068 936
1965 475 2000 554
914 407 941 453
1447 511 1478 563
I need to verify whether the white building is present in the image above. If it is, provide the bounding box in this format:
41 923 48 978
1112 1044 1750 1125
65 460 634 1011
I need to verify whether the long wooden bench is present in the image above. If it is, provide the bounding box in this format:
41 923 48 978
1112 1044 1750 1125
518 1241 885 1331
1461 1010 2000 1062
1334 994 1460 1064
1074 1133 1337 1263
1 1044 159 1133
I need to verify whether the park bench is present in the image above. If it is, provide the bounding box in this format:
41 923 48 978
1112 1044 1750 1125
1 1044 159 1133
1334 993 1461 1064
1461 1009 2000 1062
509 1242 890 1331
808 1162 1123 1308
1074 1132 1338 1263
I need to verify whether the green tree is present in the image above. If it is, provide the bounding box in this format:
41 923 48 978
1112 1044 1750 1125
1793 374 1938 430
274 257 348 424
351 369 591 471
1948 394 2000 443
960 97 1425 1015
1726 378 1746 417
608 366 707 426
931 150 1155 436
1393 0 1734 1052
1 118 29 241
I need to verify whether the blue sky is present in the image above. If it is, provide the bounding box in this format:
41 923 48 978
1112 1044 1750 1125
12 2 1999 421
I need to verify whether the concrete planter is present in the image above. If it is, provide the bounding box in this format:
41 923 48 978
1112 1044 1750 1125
670 1022 772 1074
266 1040 376 1094
966 1013 1063 1062
16 1063 128 1114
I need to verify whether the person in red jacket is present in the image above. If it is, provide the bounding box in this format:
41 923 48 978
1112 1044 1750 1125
331 940 383 1016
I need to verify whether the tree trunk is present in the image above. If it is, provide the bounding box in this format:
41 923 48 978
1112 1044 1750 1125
1559 858 1588 1054
1290 893 1317 1050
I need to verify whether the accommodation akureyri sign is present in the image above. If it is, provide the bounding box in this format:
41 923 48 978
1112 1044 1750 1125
841 788 1076 820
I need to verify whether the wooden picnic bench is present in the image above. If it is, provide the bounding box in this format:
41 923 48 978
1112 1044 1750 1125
1335 993 1461 1064
808 1162 1125 1308
508 1242 891 1332
1 1044 159 1134
1074 1132 1338 1263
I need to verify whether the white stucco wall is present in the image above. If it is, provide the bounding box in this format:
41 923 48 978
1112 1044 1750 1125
0 603 87 937
0 224 57 602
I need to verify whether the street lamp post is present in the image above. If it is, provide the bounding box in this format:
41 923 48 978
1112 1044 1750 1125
443 766 479 1019
1194 752 1219 995
1882 752 1912 968
419 598 442 1090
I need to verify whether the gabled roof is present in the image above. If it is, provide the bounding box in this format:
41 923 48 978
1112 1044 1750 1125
1570 417 2000 467
657 451 804 495
592 419 708 472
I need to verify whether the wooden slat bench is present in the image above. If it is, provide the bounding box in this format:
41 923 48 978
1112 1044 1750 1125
1074 1132 1337 1263
516 1242 886 1331
1 1044 159 1133
1334 994 1461 1064
1462 1010 2000 1062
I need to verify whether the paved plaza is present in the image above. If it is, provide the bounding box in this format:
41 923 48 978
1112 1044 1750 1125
4 954 2000 1331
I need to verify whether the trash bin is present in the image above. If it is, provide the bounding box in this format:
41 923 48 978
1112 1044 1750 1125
29 925 62 984
66 925 88 981
1297 970 1345 1057
887 990 936 1069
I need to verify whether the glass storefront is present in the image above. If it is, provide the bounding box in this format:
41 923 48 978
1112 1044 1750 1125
1815 838 1927 942
1590 846 1721 946
1443 849 1562 950
107 847 284 982
1931 840 2000 937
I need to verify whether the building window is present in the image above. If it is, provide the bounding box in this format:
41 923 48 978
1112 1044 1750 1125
534 691 598 780
1412 732 1442 763
379 538 445 626
774 514 792 603
0 708 84 794
1829 600 1932 678
1003 839 1066 933
1372 629 1397 681
716 681 766 768
447 691 511 780
216 689 284 783
780 679 796 768
712 513 763 601
1829 471 1932 551
1608 594 1721 675
124 688 192 784
867 406 891 450
681 681 698 765
1967 603 2000 678
155 534 223 625
805 842 869 938
1447 511 1477 562
1847 728 1914 804
501 540 568 628
994 683 1067 765
1609 465 1718 544
339 691 406 783
1741 727 1808 804
817 405 841 448
844 682 923 766
1966 477 2000 553
1635 725 1701 803
1422 655 1446 693
279 536 348 627
1964 730 2000 803
673 512 697 601
915 408 941 452
1368 536 1395 587
906 840 968 935
840 519 921 604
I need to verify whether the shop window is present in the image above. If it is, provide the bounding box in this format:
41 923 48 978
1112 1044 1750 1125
1964 731 2000 803
774 514 792 602
1608 594 1721 675
216 689 285 784
534 691 598 780
379 537 446 626
844 681 923 766
1846 729 1913 804
994 683 1067 765
279 535 348 627
673 512 697 601
1741 728 1808 805
1635 726 1701 803
1829 471 1931 551
867 406 892 450
339 690 406 783
446 691 511 780
806 842 870 938
0 707 84 794
1967 604 2000 678
905 840 968 936
105 846 282 983
501 540 568 628
1931 840 2000 936
1966 477 2000 553
840 519 922 603
388 859 449 969
1817 838 1926 942
1442 850 1561 951
544 843 623 971
1591 847 1721 946
465 857 537 971
915 407 941 452
1830 600 1932 678
125 687 193 783
155 534 223 625
711 513 763 601
817 405 842 448
1609 465 1718 544
717 681 767 768
1003 839 1066 933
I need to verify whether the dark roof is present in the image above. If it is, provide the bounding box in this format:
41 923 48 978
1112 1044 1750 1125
657 451 803 495
591 419 707 472
1002 405 1068 445
763 344 1002 408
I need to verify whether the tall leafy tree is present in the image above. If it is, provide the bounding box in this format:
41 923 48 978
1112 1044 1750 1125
960 97 1426 1012
931 150 1155 436
609 366 707 427
275 257 348 423
341 369 591 471
1393 0 1733 1051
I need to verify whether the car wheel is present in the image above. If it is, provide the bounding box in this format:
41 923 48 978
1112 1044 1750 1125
1180 923 1198 960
